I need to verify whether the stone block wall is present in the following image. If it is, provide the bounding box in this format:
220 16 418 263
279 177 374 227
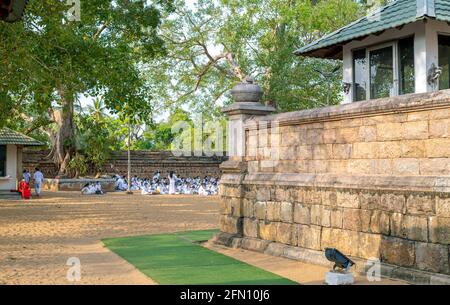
23 150 226 178
42 179 117 192
220 185 450 275
219 91 450 281
245 103 450 177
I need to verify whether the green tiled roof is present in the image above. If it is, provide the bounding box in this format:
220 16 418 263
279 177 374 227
295 0 450 59
0 128 43 146
436 0 450 20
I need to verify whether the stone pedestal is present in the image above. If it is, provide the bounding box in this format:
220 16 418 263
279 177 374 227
219 81 275 236
325 271 355 285
223 81 275 161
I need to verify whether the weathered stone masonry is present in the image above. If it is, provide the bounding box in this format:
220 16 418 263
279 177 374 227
23 150 226 178
217 90 450 283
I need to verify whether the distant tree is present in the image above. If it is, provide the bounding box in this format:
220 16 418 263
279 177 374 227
75 99 115 176
134 108 193 151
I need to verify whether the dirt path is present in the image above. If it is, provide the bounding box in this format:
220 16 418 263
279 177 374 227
0 192 219 285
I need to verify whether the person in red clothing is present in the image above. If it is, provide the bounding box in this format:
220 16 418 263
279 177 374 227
18 179 31 200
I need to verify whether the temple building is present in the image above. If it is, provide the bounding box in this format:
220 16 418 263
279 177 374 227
0 128 42 192
295 0 450 104
218 0 450 284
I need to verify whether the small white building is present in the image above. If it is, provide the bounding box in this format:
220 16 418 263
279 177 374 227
0 128 42 192
295 0 450 104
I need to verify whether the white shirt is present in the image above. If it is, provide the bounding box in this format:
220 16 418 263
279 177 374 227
23 172 31 183
34 171 44 183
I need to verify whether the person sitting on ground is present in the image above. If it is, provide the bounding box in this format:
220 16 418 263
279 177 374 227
141 182 153 195
115 176 128 191
130 176 140 191
155 184 162 195
81 183 96 195
152 171 160 183
18 179 31 200
198 184 208 196
94 182 104 195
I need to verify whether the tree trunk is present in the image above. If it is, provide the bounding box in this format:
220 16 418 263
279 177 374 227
51 88 76 177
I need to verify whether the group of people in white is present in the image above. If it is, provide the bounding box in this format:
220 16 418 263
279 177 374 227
114 171 220 196
81 181 105 195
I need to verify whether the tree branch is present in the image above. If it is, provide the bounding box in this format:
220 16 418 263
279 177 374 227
93 21 110 40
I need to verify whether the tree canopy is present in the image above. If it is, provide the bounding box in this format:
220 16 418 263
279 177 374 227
0 0 382 176
1 0 173 174
144 0 366 114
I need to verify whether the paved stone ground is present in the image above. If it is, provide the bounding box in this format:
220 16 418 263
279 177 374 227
0 192 219 285
205 243 409 285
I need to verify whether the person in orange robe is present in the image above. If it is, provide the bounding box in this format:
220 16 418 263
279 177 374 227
18 179 31 200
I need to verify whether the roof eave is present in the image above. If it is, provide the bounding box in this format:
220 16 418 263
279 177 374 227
295 0 442 60
0 141 43 146
23 142 44 147
294 16 436 60
0 128 44 147
295 45 344 60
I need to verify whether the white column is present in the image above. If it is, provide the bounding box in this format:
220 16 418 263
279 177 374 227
414 23 428 93
415 21 440 93
342 46 353 104
6 145 17 190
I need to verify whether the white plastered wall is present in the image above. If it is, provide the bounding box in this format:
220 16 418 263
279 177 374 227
0 145 18 191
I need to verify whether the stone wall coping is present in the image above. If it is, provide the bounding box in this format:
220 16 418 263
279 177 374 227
45 178 116 184
221 172 450 193
245 90 450 129
223 102 276 116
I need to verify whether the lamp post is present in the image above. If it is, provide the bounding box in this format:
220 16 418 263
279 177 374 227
126 119 133 195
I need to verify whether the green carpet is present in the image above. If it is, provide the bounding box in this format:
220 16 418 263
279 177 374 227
103 229 297 285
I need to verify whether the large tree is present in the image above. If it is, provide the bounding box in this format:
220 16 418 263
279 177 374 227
144 0 367 115
0 0 173 175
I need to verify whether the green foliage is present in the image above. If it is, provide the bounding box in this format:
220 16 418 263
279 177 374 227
145 0 366 115
0 0 174 158
134 108 192 151
75 100 115 173
1 0 385 156
66 153 88 178
132 108 226 154
135 122 174 151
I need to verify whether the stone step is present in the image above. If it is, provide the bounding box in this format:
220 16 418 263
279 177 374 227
0 191 21 200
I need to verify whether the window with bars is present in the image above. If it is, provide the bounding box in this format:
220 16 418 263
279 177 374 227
0 145 6 177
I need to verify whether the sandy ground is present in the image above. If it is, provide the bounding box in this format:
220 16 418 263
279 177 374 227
1 192 407 285
0 192 219 285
